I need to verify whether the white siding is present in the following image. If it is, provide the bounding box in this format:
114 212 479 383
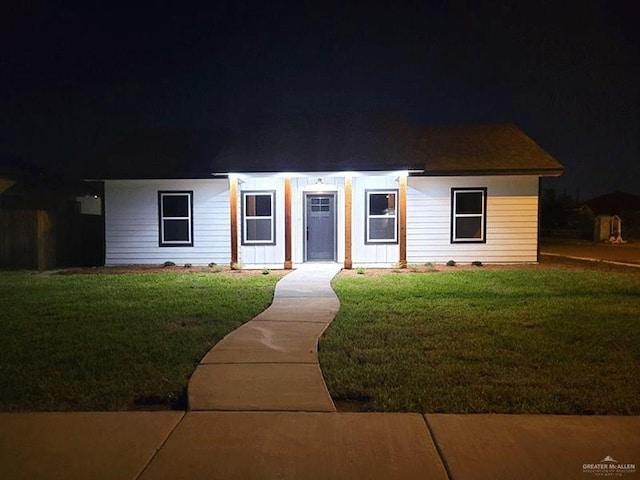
236 177 285 268
407 175 539 263
237 174 346 268
352 175 400 267
104 173 542 268
105 179 230 265
291 176 345 266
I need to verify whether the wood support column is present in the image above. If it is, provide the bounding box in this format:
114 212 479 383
344 175 353 269
37 210 54 271
398 174 407 268
284 177 293 269
229 176 239 268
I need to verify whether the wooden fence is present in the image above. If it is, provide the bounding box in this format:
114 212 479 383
0 208 104 270
0 209 55 270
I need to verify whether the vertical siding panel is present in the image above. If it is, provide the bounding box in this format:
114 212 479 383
237 176 285 268
351 174 400 267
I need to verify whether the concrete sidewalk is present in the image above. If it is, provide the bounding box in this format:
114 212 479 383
1 263 639 479
2 411 638 479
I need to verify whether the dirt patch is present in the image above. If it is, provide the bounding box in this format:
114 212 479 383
48 253 640 278
338 262 537 278
49 265 290 278
337 256 640 278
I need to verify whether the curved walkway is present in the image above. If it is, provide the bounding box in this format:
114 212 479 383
188 263 342 411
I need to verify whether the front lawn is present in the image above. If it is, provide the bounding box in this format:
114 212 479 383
320 266 640 414
0 270 280 411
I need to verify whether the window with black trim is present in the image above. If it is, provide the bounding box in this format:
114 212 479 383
158 191 193 247
451 188 487 243
366 189 398 244
242 191 275 245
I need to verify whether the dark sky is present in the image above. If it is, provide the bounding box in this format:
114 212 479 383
1 1 638 199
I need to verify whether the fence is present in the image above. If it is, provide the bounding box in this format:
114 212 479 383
0 208 104 270
0 209 54 270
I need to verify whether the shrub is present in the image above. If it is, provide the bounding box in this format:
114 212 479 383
446 260 456 267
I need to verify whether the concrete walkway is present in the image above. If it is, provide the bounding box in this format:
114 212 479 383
1 264 639 479
188 263 342 411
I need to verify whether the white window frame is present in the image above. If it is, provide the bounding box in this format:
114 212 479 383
242 191 276 245
451 188 487 243
158 191 193 247
365 189 398 244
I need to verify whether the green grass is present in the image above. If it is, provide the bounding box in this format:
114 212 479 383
0 271 279 412
320 267 640 414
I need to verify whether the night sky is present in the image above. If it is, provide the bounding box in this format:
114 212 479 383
1 1 637 199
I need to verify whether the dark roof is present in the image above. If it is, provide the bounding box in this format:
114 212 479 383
93 119 563 179
211 116 420 173
415 124 563 175
93 128 225 179
211 119 563 176
585 191 640 215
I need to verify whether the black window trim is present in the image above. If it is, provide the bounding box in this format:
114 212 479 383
158 190 194 247
365 188 399 245
450 187 487 244
241 190 277 246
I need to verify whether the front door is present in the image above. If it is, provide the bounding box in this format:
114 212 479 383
305 193 336 261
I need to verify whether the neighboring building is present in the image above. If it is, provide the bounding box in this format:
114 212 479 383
101 119 563 268
571 191 640 240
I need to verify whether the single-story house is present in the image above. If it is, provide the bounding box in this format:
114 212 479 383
101 119 563 268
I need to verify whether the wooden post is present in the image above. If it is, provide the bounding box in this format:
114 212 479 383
284 177 292 269
398 174 407 268
37 210 54 271
229 177 239 268
344 175 353 269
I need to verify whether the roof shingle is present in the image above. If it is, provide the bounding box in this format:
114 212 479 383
212 118 563 176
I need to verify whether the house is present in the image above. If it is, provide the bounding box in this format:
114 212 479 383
570 191 640 240
102 119 563 268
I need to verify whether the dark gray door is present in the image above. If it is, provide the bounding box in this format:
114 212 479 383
305 194 336 261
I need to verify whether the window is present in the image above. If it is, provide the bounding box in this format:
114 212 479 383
451 188 487 243
366 190 398 244
158 191 193 247
310 196 331 213
242 191 275 245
